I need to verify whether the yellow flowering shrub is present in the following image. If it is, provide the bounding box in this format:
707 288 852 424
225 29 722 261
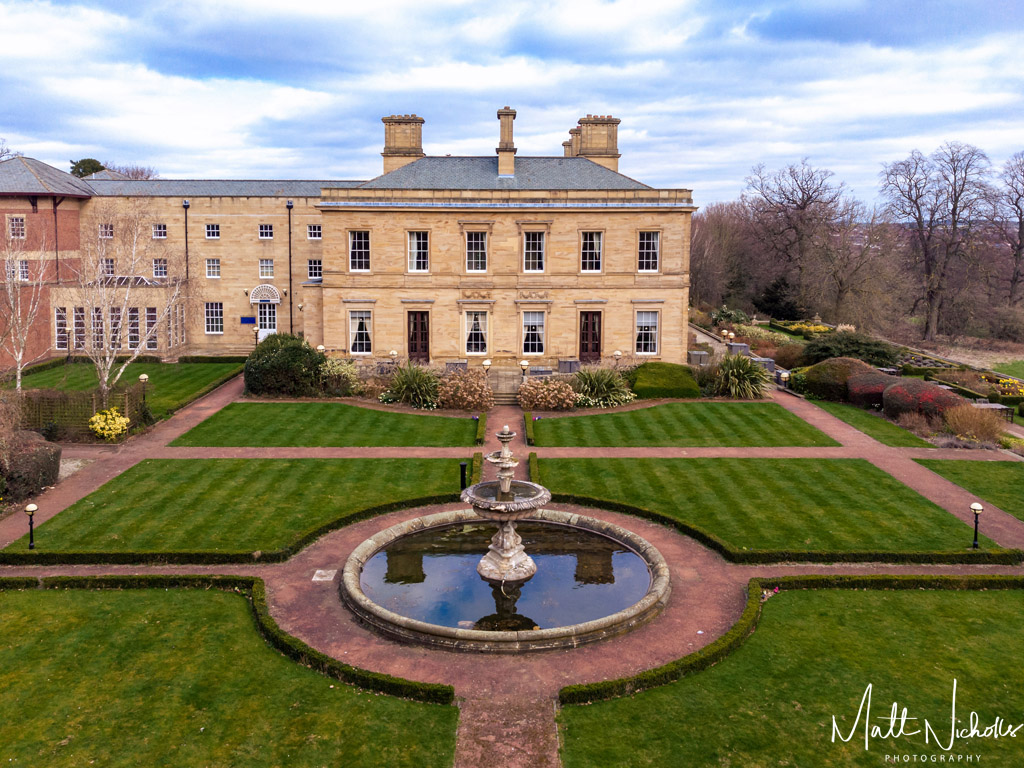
89 407 130 442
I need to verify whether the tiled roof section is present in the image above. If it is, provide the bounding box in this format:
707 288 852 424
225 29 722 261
359 156 652 191
0 157 94 197
85 179 365 197
83 169 131 180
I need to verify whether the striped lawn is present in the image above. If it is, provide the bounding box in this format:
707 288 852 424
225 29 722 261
172 402 478 447
537 457 989 552
813 401 933 447
6 458 463 554
0 589 456 768
531 402 839 447
917 460 1024 523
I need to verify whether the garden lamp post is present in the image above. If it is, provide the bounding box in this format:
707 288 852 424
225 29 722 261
779 371 790 390
720 329 728 344
482 359 491 379
389 349 398 365
253 325 260 350
520 359 529 383
613 350 622 368
728 331 736 342
316 345 325 354
25 504 37 550
138 373 149 408
971 502 983 549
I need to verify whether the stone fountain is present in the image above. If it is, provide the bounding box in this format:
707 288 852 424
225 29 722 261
460 424 551 583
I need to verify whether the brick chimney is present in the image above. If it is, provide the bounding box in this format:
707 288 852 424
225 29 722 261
496 106 517 177
381 114 425 173
576 115 620 172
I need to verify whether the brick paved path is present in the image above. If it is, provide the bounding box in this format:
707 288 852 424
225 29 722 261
3 378 1024 768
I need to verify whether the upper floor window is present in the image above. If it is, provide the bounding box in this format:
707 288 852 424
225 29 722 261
99 223 114 240
206 224 220 240
408 231 429 272
18 260 29 281
638 231 660 272
259 259 274 278
259 224 273 240
466 231 487 272
307 259 322 280
153 258 167 278
206 258 221 278
581 232 602 272
9 216 25 240
349 231 370 271
101 258 115 277
524 231 545 272
152 223 167 239
523 311 545 355
307 224 322 240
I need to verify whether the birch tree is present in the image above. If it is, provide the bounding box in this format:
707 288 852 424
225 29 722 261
0 226 50 390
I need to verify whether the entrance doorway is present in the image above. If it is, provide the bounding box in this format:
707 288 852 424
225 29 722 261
408 311 429 362
579 311 601 363
257 303 277 341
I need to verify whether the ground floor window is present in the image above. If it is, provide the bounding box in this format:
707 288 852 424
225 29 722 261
349 310 372 354
73 308 85 349
465 311 488 354
109 308 122 349
205 302 224 334
91 308 104 349
54 307 68 350
146 307 158 350
635 311 659 354
128 308 140 349
523 311 545 354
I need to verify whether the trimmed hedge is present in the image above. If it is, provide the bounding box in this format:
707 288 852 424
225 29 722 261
523 412 535 445
846 372 895 409
3 575 454 704
801 332 899 367
882 378 966 419
627 362 700 399
2 431 61 501
177 355 249 364
802 357 875 401
558 574 1024 704
474 413 487 445
470 452 483 484
529 451 540 481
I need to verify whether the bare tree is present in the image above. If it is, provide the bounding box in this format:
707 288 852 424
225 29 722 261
690 201 757 307
64 200 193 406
990 151 1024 306
880 142 991 340
1 226 50 390
101 162 159 180
0 138 17 162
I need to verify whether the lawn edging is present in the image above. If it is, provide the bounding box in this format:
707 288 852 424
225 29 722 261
0 574 454 705
558 574 1024 705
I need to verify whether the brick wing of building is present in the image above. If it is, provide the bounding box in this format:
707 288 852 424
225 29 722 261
1 107 695 371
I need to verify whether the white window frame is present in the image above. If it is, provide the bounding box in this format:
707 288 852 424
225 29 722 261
9 216 26 240
206 258 221 279
127 307 140 349
205 223 220 240
153 258 168 278
349 231 370 272
349 310 372 355
98 223 114 240
109 307 122 349
152 223 167 239
259 259 274 278
581 231 603 273
465 231 487 273
54 307 68 350
465 310 488 355
523 231 545 273
259 223 274 240
307 224 322 240
145 307 158 350
101 258 115 278
638 231 660 273
522 310 545 355
205 302 224 335
407 231 429 273
73 307 85 350
635 310 660 355
18 260 29 281
307 259 322 280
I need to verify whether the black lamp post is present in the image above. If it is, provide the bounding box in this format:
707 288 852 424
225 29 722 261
971 502 983 549
286 199 294 334
182 199 190 281
25 504 37 550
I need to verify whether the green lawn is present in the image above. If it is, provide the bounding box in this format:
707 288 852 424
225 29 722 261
813 401 933 447
0 588 456 767
917 460 1024 523
537 457 992 553
15 362 242 419
531 402 839 447
172 402 478 447
5 458 463 555
993 360 1024 378
560 588 1024 767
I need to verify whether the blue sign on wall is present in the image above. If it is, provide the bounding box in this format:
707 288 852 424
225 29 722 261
240 316 256 325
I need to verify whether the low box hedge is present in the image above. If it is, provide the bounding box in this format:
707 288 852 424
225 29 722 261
627 362 700 399
529 451 540 481
177 355 249 364
523 412 535 445
474 413 487 445
470 452 483 484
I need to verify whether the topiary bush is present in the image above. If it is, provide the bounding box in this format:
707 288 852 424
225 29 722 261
802 331 900 367
572 368 635 408
883 378 967 420
381 362 439 409
2 431 61 501
518 378 576 410
802 357 876 401
627 362 700 399
712 354 770 399
437 368 493 411
846 372 896 409
243 334 325 397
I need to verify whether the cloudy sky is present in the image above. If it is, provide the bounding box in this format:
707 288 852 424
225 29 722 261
1 0 1021 205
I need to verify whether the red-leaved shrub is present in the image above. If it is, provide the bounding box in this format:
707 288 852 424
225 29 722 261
846 372 896 408
883 379 967 420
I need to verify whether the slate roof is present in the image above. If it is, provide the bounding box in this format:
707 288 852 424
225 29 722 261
85 179 364 197
0 157 94 197
358 156 652 191
83 169 131 180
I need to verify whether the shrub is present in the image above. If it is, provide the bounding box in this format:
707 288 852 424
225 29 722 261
627 362 701 399
88 407 130 441
895 412 936 437
771 344 806 371
572 368 635 408
943 404 1003 443
382 362 439 409
518 378 576 410
883 379 967 420
802 357 876 401
732 324 792 346
802 331 899 367
243 334 325 397
2 431 61 501
846 372 895 409
710 305 749 326
437 368 493 411
712 354 770 399
320 358 362 397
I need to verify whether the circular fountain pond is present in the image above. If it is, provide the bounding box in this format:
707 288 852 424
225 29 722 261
341 508 671 652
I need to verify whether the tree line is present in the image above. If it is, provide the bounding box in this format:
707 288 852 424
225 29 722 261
690 143 1024 343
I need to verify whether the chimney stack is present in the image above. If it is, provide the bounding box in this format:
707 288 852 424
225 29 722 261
576 114 620 172
381 114 425 173
496 106 517 177
569 127 581 157
562 140 574 157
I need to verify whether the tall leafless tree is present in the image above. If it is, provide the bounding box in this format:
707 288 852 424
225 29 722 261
0 139 18 162
690 201 756 307
989 151 1024 306
1 227 50 390
880 141 991 340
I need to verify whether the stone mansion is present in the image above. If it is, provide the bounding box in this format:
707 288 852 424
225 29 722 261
0 108 695 370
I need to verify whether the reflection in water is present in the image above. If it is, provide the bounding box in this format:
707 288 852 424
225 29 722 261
360 523 651 630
